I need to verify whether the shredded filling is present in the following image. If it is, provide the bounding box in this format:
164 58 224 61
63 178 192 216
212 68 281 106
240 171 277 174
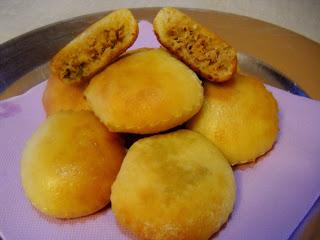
166 24 234 77
61 26 125 81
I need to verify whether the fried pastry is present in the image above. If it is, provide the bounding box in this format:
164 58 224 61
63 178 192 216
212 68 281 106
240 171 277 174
42 75 90 116
153 7 237 82
50 9 138 84
42 49 149 116
187 73 279 165
85 48 204 134
20 111 126 218
111 129 236 240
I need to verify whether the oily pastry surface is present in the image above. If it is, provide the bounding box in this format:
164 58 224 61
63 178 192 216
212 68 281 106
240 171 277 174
111 129 236 240
85 48 204 134
42 75 90 116
42 49 150 116
187 73 279 165
50 9 138 84
154 7 237 82
21 111 126 218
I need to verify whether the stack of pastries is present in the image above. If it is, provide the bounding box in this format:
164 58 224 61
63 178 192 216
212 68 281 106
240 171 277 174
21 7 278 240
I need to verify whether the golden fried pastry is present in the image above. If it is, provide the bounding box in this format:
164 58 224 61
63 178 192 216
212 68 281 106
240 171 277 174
153 7 237 82
43 49 150 116
85 48 204 134
50 9 138 84
20 111 126 218
42 75 90 116
187 73 279 165
111 129 236 240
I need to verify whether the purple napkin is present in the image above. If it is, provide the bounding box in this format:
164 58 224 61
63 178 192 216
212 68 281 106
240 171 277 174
0 21 319 240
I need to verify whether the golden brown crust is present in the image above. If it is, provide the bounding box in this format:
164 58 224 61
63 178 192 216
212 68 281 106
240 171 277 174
50 9 138 84
187 73 279 165
153 7 237 82
43 49 151 116
21 111 126 218
111 130 236 240
42 74 90 116
84 48 204 134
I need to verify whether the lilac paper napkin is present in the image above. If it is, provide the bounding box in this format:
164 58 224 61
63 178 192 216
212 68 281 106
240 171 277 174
0 21 319 240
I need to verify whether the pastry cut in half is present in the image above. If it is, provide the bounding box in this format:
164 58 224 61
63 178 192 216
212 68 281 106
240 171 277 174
50 8 138 84
85 48 204 134
154 7 237 82
20 111 125 218
111 129 236 240
187 73 279 165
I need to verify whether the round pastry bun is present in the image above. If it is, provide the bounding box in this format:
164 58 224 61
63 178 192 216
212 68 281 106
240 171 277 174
111 129 236 240
85 48 204 134
187 73 279 165
21 111 126 218
42 75 90 116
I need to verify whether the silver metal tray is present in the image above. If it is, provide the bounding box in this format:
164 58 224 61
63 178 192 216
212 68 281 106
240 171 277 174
0 8 318 240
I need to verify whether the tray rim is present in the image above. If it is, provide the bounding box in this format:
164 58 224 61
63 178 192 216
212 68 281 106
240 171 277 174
0 7 312 99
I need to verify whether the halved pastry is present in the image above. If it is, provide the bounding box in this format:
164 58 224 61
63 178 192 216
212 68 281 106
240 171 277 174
154 7 237 82
50 8 138 84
